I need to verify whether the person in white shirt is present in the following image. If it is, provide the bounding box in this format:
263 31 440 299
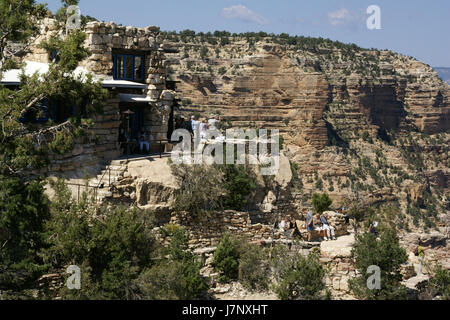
199 119 208 139
208 116 219 130
191 116 199 133
279 218 287 233
320 213 336 241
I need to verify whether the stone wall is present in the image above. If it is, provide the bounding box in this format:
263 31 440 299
169 210 275 248
82 21 174 140
25 18 175 142
167 209 349 248
33 94 121 181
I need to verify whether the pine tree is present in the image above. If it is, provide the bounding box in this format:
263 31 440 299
349 230 408 300
0 1 107 298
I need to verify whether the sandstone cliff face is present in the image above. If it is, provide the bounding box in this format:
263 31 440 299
164 38 449 148
162 35 449 229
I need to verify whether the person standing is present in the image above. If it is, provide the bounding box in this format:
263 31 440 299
305 210 314 242
181 117 193 135
191 116 199 135
200 119 208 139
416 241 432 275
208 115 219 130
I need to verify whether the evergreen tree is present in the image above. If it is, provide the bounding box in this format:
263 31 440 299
349 230 408 300
213 233 240 282
271 246 327 300
0 177 50 298
311 192 332 214
0 0 107 298
0 0 47 72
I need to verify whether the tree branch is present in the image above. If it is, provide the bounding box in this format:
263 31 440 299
20 93 45 117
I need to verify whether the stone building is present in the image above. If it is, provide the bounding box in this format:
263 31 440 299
1 18 177 173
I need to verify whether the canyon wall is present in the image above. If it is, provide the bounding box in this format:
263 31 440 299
159 35 449 227
163 38 449 150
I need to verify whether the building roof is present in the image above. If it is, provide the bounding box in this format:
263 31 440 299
0 61 148 89
119 93 155 103
1 61 49 85
103 80 147 89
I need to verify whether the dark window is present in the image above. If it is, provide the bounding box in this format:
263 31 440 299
113 54 145 81
19 99 49 123
19 99 87 124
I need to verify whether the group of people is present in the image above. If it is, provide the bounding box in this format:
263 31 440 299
304 210 337 241
174 115 221 139
190 115 221 139
278 211 337 242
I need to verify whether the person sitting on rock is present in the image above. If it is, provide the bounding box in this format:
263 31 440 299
314 214 326 241
138 128 150 153
288 216 301 238
321 212 336 241
279 217 288 233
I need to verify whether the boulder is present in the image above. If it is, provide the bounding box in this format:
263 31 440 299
320 235 355 259
274 153 292 189
419 232 447 247
403 274 430 299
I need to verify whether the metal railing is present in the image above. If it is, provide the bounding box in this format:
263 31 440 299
121 139 170 160
65 163 112 203
96 165 111 189
65 182 100 203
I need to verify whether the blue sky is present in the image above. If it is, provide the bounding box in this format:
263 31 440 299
40 0 450 67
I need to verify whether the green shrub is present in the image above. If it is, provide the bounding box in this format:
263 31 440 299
213 234 240 282
429 264 450 300
218 67 227 75
41 180 158 299
48 130 75 154
200 46 208 59
238 242 270 291
271 246 326 300
171 163 227 216
0 177 50 297
219 164 257 211
315 177 323 190
136 256 207 300
348 230 408 300
45 181 208 300
311 192 332 214
137 227 208 300
220 37 230 46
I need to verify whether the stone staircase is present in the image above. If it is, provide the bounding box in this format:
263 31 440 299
89 159 128 203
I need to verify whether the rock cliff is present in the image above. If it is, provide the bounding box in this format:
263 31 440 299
160 33 449 231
